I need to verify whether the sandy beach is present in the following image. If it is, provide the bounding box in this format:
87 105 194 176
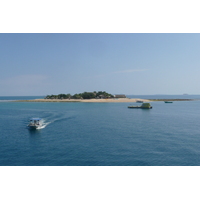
16 98 150 103
15 98 194 103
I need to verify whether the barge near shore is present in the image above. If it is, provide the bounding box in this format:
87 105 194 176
128 103 152 109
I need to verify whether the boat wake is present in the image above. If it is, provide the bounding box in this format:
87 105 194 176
36 121 51 129
43 112 75 125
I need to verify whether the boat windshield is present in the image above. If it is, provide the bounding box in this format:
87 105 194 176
29 118 41 125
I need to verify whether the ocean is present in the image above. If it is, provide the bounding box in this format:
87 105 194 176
1 95 200 166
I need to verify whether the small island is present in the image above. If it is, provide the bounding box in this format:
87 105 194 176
41 91 149 102
16 91 149 103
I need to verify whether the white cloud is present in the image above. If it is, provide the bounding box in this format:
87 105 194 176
114 69 148 73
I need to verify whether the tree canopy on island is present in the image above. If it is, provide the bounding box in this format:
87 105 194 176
45 91 114 100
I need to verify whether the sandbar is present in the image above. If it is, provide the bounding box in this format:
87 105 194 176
15 98 194 103
16 98 150 103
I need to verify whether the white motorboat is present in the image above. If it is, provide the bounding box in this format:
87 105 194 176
28 118 43 129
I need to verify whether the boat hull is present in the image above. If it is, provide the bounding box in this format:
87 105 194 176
128 103 152 109
28 125 40 129
128 106 152 109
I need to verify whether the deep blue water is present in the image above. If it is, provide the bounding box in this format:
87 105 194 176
1 96 200 166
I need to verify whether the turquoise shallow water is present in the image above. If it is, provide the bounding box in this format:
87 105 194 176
1 96 200 166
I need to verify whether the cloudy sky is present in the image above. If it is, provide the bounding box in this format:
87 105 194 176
1 33 200 96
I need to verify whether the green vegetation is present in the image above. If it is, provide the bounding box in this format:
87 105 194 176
45 91 114 100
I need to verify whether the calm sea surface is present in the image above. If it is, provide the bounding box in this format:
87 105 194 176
1 95 200 166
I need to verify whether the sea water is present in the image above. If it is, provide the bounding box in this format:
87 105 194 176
1 96 200 166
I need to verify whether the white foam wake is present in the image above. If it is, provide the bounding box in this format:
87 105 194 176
36 120 51 129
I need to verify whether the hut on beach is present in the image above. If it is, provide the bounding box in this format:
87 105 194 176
114 94 126 98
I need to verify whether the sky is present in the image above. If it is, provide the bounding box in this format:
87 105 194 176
1 33 200 96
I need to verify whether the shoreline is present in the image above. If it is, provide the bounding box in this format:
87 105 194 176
14 98 195 103
15 98 149 103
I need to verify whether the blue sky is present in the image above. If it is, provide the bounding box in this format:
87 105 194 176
1 33 200 96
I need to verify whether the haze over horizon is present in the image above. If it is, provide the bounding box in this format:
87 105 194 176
1 33 200 96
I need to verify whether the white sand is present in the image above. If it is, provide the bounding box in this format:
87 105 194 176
17 98 150 103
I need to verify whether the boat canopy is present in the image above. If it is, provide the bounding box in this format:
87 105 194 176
30 118 42 121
